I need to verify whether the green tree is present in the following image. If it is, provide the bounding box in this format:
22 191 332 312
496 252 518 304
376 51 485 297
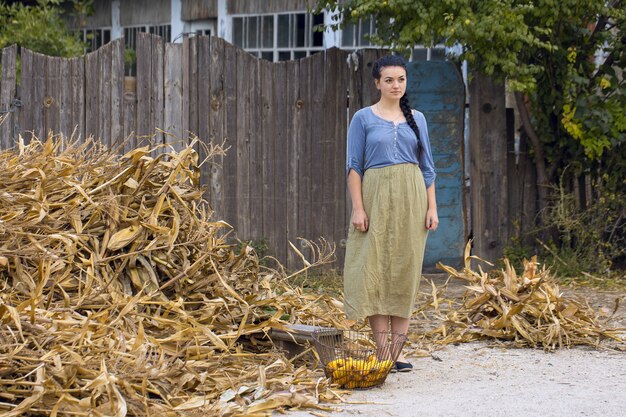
319 0 626 190
318 0 626 271
0 0 86 57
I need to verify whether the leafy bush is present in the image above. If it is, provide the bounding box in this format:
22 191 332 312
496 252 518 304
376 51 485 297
0 0 86 57
505 178 626 281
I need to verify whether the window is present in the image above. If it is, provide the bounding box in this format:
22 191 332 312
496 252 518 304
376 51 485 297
124 24 172 51
341 17 447 62
123 24 172 75
79 28 112 52
232 12 324 61
410 47 446 61
341 17 376 48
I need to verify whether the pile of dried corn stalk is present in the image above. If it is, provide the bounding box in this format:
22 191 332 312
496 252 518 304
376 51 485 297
428 243 624 350
0 135 347 416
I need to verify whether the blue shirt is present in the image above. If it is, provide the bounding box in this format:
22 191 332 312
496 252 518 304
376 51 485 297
346 106 436 188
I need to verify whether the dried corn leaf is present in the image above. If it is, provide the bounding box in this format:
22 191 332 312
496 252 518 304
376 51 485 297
0 133 347 416
425 242 625 350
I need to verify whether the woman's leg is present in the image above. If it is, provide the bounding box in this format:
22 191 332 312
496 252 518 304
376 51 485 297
390 316 410 362
368 315 390 358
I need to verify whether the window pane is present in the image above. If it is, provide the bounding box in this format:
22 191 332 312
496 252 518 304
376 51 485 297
262 15 273 48
261 51 274 61
359 18 370 46
103 29 111 46
412 48 428 61
431 47 446 60
233 17 244 46
165 25 171 42
342 22 355 47
295 13 305 47
312 13 324 47
278 51 291 61
294 51 306 60
248 16 258 48
277 14 289 47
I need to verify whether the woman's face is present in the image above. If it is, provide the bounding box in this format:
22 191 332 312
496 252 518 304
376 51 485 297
375 66 407 100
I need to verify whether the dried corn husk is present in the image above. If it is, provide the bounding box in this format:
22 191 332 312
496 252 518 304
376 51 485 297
0 133 347 416
428 242 625 350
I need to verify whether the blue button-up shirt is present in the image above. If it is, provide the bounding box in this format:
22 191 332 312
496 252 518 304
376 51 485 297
346 106 436 188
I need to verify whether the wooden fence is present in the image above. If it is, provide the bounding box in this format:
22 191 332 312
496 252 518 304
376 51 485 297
0 35 389 269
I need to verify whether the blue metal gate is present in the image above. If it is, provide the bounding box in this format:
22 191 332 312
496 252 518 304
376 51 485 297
405 61 467 267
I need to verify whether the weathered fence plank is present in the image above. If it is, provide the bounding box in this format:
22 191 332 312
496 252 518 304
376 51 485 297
186 36 199 140
85 49 99 141
31 51 47 140
273 62 288 263
296 56 312 261
208 36 226 220
236 48 252 241
44 57 60 137
248 56 264 244
137 33 165 145
182 35 191 144
260 58 276 260
469 72 508 263
309 53 325 257
0 45 17 148
59 58 72 138
164 43 184 144
286 59 300 267
110 40 125 148
331 48 349 267
70 57 85 141
197 36 210 147
123 77 137 151
222 39 238 232
99 43 112 145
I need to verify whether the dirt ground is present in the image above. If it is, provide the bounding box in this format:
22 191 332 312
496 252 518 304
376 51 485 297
282 274 626 417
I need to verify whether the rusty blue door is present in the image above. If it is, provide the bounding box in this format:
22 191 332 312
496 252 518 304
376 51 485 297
405 61 467 267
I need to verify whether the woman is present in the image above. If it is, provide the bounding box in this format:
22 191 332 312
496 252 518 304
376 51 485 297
343 55 438 372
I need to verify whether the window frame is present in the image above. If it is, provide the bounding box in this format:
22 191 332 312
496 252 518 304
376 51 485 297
231 12 325 62
79 27 113 53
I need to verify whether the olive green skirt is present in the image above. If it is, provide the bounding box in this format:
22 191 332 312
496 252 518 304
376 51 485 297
343 163 429 320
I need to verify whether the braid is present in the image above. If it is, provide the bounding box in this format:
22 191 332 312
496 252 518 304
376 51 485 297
372 55 420 142
400 94 420 142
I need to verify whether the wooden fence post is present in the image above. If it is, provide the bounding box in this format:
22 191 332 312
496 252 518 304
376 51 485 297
0 45 17 148
469 71 508 263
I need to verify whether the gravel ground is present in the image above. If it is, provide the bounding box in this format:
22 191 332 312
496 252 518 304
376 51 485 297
285 341 626 417
281 276 626 417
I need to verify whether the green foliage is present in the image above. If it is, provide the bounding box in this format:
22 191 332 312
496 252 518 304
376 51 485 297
318 0 626 179
505 177 626 280
321 0 626 274
0 0 86 57
237 237 271 266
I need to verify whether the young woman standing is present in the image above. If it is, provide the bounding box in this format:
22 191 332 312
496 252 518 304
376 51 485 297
343 55 438 372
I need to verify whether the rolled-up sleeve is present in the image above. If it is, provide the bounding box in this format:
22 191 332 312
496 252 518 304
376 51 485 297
346 112 366 178
416 112 436 188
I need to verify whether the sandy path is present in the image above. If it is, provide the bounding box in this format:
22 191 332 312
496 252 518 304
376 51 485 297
282 276 626 417
284 341 626 417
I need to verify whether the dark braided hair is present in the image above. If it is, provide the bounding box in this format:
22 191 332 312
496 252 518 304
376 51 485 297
372 55 420 142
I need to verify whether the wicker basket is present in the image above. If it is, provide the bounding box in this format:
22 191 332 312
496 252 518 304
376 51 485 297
312 330 407 389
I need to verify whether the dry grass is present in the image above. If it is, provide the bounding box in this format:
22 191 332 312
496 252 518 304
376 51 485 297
410 243 625 351
0 134 350 416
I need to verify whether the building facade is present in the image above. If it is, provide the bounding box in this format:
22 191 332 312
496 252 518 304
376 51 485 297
76 0 446 62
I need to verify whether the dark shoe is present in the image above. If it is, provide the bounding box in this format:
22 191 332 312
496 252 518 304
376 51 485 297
395 361 413 372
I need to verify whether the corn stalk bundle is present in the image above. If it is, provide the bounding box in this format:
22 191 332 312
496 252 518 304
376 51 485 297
0 135 346 416
431 243 624 350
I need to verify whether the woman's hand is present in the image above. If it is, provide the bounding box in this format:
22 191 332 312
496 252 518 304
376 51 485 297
426 208 439 231
351 208 369 232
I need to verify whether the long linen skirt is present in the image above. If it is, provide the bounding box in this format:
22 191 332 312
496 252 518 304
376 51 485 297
343 163 429 320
